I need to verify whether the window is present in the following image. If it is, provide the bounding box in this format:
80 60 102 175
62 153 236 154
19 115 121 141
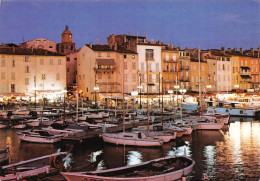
11 72 15 80
166 54 169 61
67 57 70 61
107 53 110 57
83 75 85 79
146 49 154 60
173 55 176 61
49 46 53 48
194 65 196 71
1 72 5 80
156 63 159 72
25 78 29 85
58 59 62 65
124 74 128 82
156 74 159 83
124 62 127 70
141 74 144 82
67 68 69 72
124 85 128 92
241 61 243 66
25 57 29 62
1 59 5 67
40 59 44 65
223 64 225 70
98 52 101 57
191 76 194 82
251 60 254 65
12 60 15 67
79 75 81 80
252 68 254 73
132 62 136 70
25 66 29 73
42 74 46 80
56 73 60 80
202 65 204 71
1 84 5 93
11 84 15 93
132 55 135 59
245 60 247 66
51 84 55 87
132 74 136 82
149 74 152 82
124 55 127 59
108 72 111 79
50 59 53 65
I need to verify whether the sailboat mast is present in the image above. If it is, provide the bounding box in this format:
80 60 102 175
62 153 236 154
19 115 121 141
161 77 163 127
146 58 149 131
198 46 202 110
123 56 125 132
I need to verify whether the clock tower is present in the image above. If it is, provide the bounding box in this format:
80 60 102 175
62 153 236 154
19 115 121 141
57 25 76 55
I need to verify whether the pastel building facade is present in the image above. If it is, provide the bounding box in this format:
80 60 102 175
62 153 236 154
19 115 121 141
0 47 66 101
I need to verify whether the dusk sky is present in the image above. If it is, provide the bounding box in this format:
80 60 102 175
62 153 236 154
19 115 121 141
0 0 259 50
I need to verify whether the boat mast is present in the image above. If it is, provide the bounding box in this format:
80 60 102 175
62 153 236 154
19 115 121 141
161 77 163 127
123 56 125 132
198 46 202 112
146 57 149 131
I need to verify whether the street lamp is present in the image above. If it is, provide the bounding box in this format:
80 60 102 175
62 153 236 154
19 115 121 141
137 86 142 109
179 89 186 121
131 91 138 121
94 86 99 110
234 85 239 88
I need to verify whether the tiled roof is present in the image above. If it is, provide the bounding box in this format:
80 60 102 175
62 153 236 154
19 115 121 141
86 44 137 54
0 47 64 56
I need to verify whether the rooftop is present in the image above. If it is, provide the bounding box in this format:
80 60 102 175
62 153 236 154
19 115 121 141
0 47 65 56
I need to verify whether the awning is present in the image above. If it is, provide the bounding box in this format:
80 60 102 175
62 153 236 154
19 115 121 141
96 59 115 65
240 75 251 79
240 66 250 69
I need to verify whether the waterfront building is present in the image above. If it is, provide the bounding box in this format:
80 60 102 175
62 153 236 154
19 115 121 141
137 43 162 95
77 43 138 102
161 45 179 92
0 47 66 102
66 52 78 87
190 57 207 93
178 49 190 91
210 48 232 92
19 38 57 53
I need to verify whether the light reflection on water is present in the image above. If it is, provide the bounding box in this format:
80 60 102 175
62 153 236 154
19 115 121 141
0 118 259 180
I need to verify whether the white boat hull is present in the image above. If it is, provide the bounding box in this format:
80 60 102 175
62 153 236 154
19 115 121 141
0 124 8 129
214 107 259 117
195 123 224 130
26 121 40 127
18 134 61 143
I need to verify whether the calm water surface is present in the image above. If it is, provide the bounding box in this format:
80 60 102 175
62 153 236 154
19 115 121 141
1 117 260 180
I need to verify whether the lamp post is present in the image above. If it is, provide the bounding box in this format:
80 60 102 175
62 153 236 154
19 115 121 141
94 86 99 110
179 89 186 121
131 91 138 121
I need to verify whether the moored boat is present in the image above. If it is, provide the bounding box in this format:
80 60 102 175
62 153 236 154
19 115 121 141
102 132 163 147
61 155 195 181
0 148 9 163
17 130 62 143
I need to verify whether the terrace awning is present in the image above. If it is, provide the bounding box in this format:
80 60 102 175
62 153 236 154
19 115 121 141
240 75 251 79
96 59 115 65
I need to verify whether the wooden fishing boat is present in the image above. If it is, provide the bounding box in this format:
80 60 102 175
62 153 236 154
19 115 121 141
102 132 163 147
17 130 62 143
0 148 8 163
61 155 195 181
0 152 69 180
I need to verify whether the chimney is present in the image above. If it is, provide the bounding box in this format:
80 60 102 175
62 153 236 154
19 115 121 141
251 48 254 57
240 48 243 55
89 42 92 49
114 42 117 51
221 47 225 54
228 48 231 53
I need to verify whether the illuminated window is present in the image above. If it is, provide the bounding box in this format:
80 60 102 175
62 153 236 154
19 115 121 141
11 84 15 93
25 66 29 73
42 74 46 80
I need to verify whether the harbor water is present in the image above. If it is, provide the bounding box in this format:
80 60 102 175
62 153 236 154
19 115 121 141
1 116 260 180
